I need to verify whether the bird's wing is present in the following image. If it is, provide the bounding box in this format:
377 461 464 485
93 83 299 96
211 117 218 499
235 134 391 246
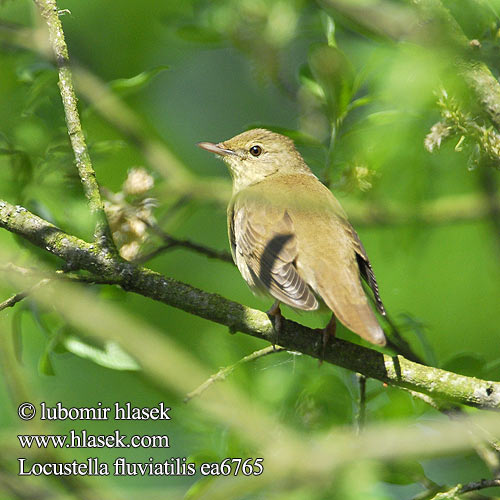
293 209 386 345
341 220 386 315
228 194 318 311
271 174 387 346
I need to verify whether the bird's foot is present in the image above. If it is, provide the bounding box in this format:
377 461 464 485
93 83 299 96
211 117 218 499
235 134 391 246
266 300 282 349
318 314 337 366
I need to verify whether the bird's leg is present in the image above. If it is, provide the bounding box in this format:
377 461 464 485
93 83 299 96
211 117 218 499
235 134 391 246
319 313 337 365
266 300 282 349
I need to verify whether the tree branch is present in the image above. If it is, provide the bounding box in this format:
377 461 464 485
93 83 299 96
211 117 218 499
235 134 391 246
1 199 499 409
33 0 114 249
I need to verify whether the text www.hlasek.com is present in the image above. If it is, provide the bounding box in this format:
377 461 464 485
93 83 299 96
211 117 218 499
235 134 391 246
18 430 169 449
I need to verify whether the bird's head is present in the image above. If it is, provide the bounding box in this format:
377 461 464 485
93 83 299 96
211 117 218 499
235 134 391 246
198 128 311 193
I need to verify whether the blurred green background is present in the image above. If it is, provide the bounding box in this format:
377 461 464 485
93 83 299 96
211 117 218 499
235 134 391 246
1 0 500 498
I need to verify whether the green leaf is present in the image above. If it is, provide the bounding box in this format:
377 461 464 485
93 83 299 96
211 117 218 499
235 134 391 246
321 11 337 47
308 43 355 124
63 336 140 371
346 95 373 113
298 64 325 101
110 66 169 95
36 321 65 376
38 349 55 376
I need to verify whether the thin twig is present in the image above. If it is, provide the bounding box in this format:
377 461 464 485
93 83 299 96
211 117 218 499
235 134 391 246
33 0 115 249
185 345 285 403
156 236 232 263
134 243 176 264
136 221 233 264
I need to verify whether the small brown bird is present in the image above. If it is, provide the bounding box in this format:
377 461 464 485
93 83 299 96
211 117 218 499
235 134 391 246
198 128 386 347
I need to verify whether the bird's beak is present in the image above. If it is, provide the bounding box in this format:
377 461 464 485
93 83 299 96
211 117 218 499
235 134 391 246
197 141 236 157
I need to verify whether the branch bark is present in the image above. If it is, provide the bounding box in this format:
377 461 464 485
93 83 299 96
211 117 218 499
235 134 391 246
1 199 499 410
33 0 114 249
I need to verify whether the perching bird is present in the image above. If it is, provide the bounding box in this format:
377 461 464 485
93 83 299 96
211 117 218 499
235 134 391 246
198 128 386 347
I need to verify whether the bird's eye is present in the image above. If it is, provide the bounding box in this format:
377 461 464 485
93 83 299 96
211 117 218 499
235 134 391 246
249 145 262 157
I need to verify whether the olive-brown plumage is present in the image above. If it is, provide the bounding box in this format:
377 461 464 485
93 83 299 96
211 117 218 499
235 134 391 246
198 128 386 346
